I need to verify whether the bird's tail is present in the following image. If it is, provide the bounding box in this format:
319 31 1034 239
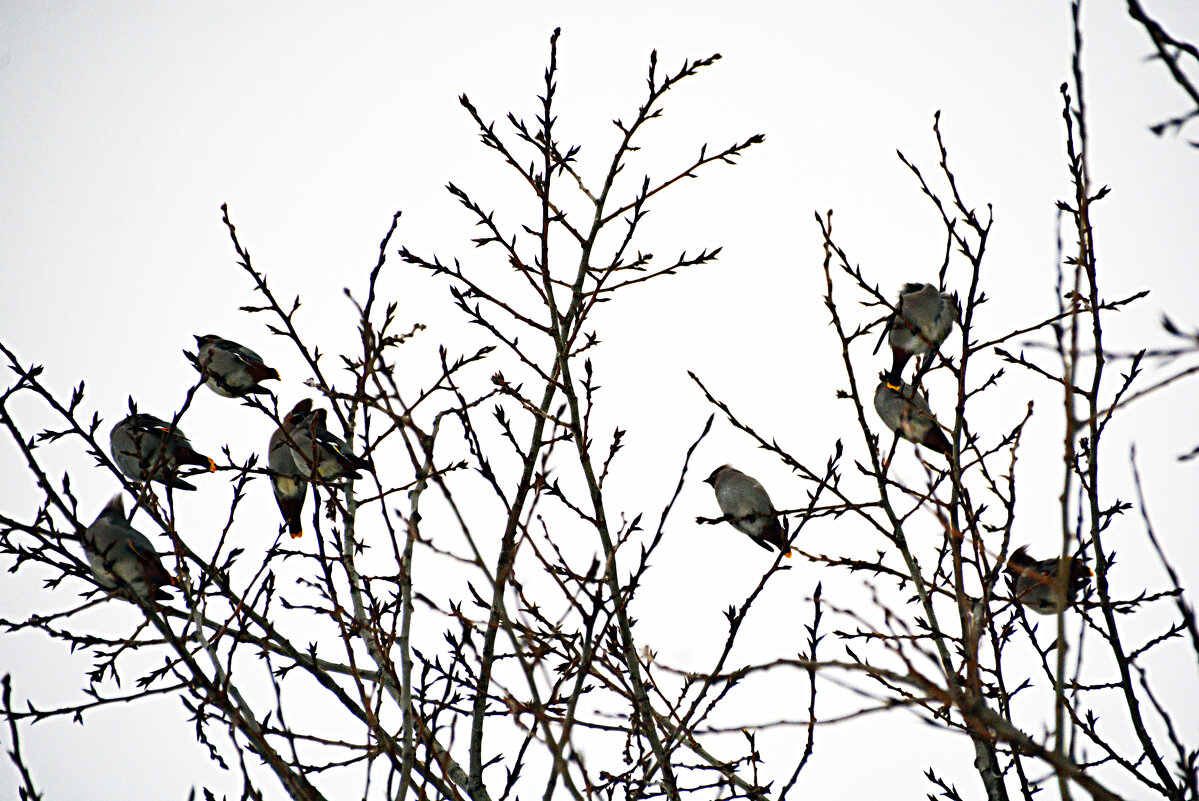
923 425 952 456
177 447 217 472
763 518 792 558
886 349 910 384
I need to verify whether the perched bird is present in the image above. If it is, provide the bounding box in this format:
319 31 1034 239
704 465 791 555
190 334 280 398
268 400 312 538
1006 546 1092 615
82 495 175 602
876 283 956 384
873 376 952 456
110 412 216 491
288 407 372 481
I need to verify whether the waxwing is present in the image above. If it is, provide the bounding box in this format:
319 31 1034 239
82 495 175 602
876 283 956 384
873 376 952 456
703 465 791 555
1006 546 1092 615
110 412 216 491
268 400 311 538
288 407 372 481
190 334 280 398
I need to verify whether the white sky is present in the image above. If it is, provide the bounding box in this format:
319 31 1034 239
2 2 1198 799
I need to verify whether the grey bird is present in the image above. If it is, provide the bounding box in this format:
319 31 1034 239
288 406 372 481
82 495 175 602
190 334 280 398
873 376 952 456
875 283 956 384
268 400 312 538
703 465 791 555
110 412 216 491
1006 546 1092 615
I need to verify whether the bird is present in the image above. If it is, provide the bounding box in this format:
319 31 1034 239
190 334 280 398
82 495 176 602
110 412 216 490
876 283 956 385
703 465 791 555
873 376 952 456
1006 545 1092 615
288 406 372 481
268 400 312 538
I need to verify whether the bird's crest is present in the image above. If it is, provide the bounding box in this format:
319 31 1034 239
704 465 730 486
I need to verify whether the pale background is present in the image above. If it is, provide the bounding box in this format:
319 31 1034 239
1 2 1197 799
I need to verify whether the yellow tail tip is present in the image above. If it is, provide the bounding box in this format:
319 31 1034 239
290 530 304 539
206 458 217 472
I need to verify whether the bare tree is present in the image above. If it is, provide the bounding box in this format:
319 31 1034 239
2 10 1196 801
1127 0 1199 141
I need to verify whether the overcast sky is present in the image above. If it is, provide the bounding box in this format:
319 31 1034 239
2 2 1198 799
